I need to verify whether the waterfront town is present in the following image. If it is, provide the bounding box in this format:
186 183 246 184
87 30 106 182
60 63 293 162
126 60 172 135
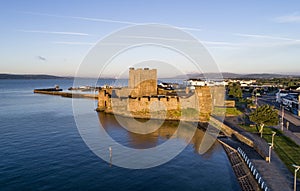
2 1 300 191
34 67 300 191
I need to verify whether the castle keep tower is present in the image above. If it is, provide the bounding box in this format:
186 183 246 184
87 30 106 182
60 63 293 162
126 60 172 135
129 67 157 97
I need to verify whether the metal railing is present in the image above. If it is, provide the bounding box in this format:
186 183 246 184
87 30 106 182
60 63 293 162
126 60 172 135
237 147 270 191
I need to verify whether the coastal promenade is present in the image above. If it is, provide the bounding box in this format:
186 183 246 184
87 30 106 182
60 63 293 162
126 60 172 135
222 117 297 191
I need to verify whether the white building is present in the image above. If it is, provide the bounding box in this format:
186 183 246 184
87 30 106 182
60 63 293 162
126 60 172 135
184 79 206 87
276 89 300 116
228 79 256 87
183 79 228 89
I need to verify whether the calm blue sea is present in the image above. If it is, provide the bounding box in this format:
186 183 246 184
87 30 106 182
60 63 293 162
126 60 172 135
0 79 241 191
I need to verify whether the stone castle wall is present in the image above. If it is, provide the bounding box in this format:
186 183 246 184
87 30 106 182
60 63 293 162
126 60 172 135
195 86 213 116
97 67 226 122
97 89 112 111
97 86 226 122
127 96 179 112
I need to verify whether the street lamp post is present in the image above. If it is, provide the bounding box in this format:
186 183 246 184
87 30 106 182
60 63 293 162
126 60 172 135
255 93 258 106
292 164 300 191
271 131 276 148
268 143 272 163
281 106 284 131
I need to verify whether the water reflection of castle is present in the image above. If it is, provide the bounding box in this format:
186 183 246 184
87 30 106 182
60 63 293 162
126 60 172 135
97 112 218 155
97 68 225 122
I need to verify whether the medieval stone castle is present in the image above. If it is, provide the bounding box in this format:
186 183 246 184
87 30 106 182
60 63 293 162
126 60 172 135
97 68 225 122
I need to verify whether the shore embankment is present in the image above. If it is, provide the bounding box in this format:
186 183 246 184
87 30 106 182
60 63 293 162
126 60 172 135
218 139 260 191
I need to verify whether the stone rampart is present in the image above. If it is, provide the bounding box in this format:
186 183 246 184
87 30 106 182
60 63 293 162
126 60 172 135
97 86 222 122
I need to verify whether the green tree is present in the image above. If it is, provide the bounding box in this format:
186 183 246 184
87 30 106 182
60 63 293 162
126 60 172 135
288 81 296 87
249 105 278 137
228 83 242 99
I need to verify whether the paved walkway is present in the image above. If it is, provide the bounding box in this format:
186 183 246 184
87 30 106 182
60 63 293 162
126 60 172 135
220 137 295 191
221 116 300 191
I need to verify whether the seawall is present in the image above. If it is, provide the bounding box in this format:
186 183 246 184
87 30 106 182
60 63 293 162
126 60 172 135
212 116 270 161
218 139 260 191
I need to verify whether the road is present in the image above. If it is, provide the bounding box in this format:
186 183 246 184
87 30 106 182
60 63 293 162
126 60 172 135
257 95 300 139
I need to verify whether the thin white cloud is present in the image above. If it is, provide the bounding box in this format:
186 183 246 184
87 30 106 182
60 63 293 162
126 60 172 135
53 39 241 49
19 30 90 36
173 26 202 32
118 35 197 43
234 33 299 41
22 12 300 49
274 13 300 23
52 35 300 48
22 11 139 25
52 41 132 46
203 41 252 49
53 37 239 49
233 33 300 48
204 37 300 49
69 16 138 25
202 41 241 46
234 33 300 47
119 36 244 49
52 41 95 45
206 46 240 49
21 12 203 32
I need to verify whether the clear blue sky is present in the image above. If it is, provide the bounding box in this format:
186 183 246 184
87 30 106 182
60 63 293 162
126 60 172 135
1 0 300 77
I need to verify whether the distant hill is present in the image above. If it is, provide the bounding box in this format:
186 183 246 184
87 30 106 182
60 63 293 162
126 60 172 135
238 73 299 79
1 73 299 80
175 72 300 79
175 72 240 79
0 74 70 79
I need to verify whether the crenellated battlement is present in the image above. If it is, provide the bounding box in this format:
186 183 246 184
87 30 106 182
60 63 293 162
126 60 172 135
97 85 224 122
96 68 226 122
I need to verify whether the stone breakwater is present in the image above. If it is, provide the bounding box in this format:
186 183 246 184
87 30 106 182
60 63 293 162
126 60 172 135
33 89 98 99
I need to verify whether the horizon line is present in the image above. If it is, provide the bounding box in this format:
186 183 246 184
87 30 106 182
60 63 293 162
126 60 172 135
1 72 300 79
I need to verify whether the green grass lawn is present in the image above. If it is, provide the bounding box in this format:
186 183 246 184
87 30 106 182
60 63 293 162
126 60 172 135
239 124 259 133
239 124 300 174
263 128 300 174
213 107 243 116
